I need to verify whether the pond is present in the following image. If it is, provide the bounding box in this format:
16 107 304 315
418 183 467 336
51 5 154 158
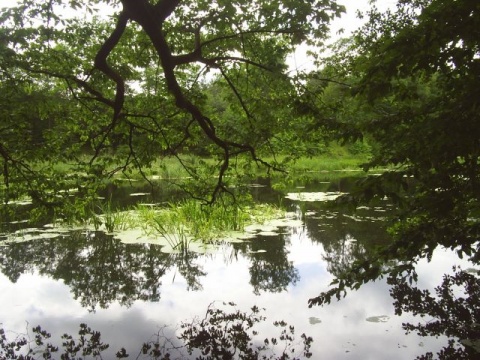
0 175 475 359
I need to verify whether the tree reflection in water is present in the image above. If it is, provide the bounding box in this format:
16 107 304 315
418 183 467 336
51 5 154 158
297 199 480 358
0 227 300 311
388 267 480 359
244 233 300 295
1 204 479 357
299 198 393 278
0 230 206 311
0 302 312 359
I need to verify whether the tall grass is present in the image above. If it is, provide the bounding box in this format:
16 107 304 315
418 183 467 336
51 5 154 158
110 147 371 182
134 196 285 247
95 200 133 232
28 150 371 185
137 197 249 241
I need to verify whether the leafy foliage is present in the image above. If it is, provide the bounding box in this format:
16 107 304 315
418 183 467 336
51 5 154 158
0 323 108 360
178 302 312 360
308 0 480 307
388 267 480 359
0 303 313 359
0 0 345 216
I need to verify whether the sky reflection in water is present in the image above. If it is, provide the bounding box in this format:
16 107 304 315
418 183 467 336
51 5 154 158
0 199 474 359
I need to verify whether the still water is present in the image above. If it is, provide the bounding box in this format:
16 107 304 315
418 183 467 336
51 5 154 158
0 177 474 359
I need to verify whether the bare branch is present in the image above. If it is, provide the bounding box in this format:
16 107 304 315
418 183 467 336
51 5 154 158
219 67 255 125
91 11 129 163
94 11 128 121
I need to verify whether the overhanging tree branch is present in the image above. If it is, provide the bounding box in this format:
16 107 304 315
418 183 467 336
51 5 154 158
94 11 128 121
91 10 129 162
118 0 279 200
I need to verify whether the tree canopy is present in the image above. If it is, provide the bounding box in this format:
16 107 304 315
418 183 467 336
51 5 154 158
0 0 344 213
308 0 480 305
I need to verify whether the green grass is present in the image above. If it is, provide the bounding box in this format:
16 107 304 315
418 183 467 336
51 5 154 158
137 197 248 241
278 143 371 173
18 145 372 184
94 201 133 232
113 143 372 181
130 196 285 243
60 196 286 251
287 156 367 172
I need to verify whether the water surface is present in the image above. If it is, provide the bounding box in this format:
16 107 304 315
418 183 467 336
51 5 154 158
0 178 473 358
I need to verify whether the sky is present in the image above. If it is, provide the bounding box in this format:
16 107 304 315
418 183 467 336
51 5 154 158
0 0 397 35
332 0 397 35
0 0 397 72
288 0 398 71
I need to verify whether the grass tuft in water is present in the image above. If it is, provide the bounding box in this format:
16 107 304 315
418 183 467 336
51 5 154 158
90 199 133 232
135 195 285 245
61 194 286 250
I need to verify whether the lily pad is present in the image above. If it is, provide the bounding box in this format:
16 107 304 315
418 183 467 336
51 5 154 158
257 231 279 236
223 231 257 241
285 192 343 202
114 229 164 245
265 218 303 228
3 231 63 244
366 315 390 323
248 249 267 254
248 183 267 188
130 192 150 197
